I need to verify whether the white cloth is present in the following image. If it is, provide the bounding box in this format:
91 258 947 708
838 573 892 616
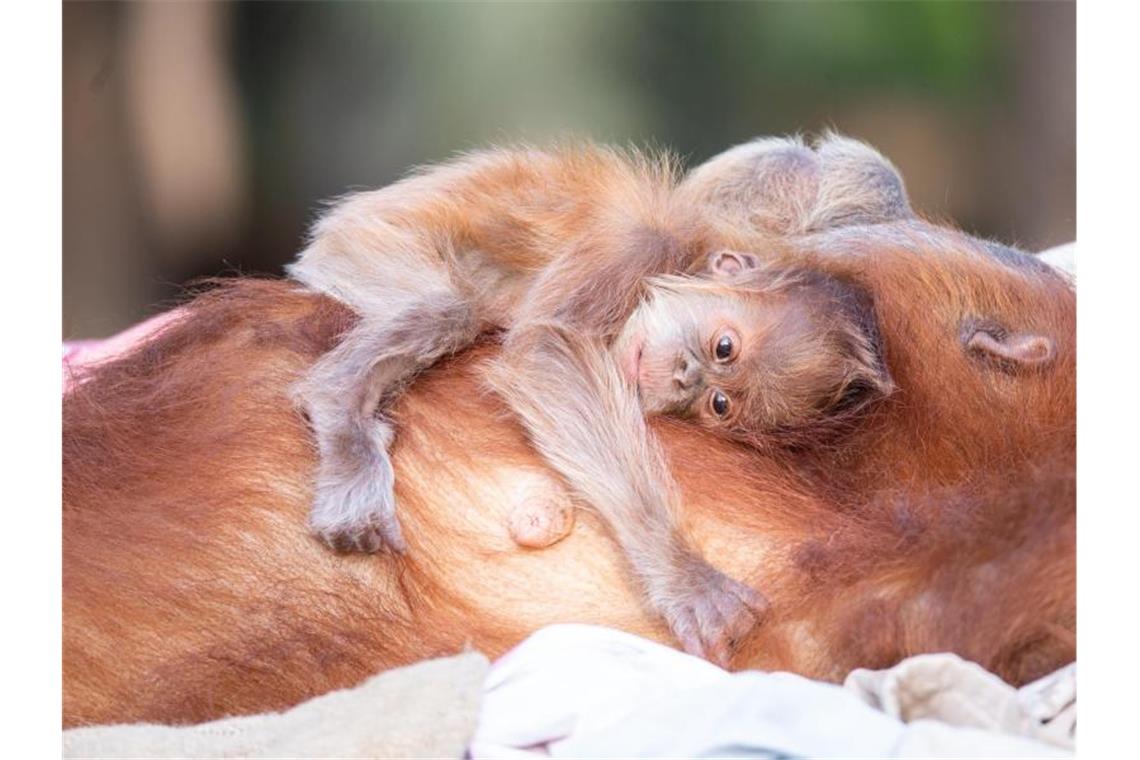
1039 242 1076 279
470 624 1072 759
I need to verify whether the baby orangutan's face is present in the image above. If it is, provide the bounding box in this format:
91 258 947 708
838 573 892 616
615 280 767 420
613 252 893 440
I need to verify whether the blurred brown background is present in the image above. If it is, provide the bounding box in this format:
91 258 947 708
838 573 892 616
63 1 1074 339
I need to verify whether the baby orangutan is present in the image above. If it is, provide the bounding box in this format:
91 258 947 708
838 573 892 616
289 136 904 662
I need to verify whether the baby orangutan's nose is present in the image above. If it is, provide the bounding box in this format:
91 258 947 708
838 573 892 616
672 352 702 392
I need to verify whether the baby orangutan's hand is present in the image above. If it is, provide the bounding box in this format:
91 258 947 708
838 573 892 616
651 551 770 667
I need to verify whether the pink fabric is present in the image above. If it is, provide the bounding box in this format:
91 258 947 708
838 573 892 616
63 309 186 393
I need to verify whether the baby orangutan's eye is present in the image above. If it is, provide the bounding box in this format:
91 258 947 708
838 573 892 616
714 331 738 362
710 390 730 418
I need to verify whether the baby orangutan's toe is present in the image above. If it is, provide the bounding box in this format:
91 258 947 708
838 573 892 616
319 513 407 555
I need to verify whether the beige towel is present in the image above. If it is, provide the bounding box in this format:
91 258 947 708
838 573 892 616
845 652 1075 751
64 652 490 759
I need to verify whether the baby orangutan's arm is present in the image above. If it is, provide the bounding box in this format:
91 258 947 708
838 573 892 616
489 322 769 662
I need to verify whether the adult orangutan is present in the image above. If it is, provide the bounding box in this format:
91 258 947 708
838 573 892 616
62 137 1074 727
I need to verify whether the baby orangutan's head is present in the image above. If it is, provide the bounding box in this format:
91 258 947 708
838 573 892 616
614 250 894 445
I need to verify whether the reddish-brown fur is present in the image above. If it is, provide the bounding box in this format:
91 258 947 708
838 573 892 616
63 222 1074 727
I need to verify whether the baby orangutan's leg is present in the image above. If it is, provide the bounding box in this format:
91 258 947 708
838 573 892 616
296 291 480 553
682 133 913 235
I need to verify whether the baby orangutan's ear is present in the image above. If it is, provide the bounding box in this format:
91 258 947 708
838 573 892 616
708 250 760 278
837 344 896 412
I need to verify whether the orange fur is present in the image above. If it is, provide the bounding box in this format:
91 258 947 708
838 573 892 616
63 216 1074 726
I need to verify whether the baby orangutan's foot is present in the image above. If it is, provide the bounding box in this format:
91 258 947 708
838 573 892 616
316 509 406 554
310 455 407 554
653 553 770 667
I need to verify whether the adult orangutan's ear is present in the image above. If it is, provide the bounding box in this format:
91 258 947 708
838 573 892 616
965 326 1056 369
708 250 760 278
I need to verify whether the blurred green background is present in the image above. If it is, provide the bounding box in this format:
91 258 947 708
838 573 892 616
63 1 1074 338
